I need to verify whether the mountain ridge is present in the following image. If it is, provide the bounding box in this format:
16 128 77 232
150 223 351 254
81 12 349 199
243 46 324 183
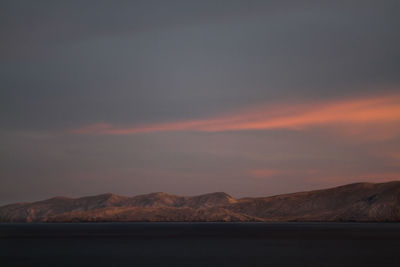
1 181 400 222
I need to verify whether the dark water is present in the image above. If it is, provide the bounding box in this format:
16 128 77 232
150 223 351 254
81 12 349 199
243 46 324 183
1 223 400 267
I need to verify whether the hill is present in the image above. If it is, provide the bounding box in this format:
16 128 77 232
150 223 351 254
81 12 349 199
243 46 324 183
1 181 399 222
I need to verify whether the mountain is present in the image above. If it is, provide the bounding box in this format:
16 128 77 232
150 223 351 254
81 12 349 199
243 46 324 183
1 181 399 222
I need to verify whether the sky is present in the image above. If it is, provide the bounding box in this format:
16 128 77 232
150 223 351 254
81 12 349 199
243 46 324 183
1 0 400 204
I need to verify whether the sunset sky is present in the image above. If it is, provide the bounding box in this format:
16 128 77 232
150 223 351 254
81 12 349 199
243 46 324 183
1 0 400 204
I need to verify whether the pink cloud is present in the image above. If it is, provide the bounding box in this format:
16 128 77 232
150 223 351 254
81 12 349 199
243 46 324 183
71 93 400 140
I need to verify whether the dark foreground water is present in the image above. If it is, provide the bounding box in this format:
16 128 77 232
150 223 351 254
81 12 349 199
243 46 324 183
1 223 400 267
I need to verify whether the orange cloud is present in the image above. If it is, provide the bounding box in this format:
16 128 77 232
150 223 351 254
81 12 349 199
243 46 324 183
249 169 285 179
249 168 321 179
71 93 400 139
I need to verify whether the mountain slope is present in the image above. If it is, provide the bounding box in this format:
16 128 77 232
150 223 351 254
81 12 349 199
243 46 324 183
229 181 400 221
1 181 399 222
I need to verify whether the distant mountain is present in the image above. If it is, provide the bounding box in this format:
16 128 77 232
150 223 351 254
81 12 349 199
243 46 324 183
1 181 400 222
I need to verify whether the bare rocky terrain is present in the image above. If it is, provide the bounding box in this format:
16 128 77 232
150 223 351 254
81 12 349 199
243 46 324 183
1 181 400 222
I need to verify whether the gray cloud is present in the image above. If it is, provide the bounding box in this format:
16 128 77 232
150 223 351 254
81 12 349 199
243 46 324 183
1 0 399 131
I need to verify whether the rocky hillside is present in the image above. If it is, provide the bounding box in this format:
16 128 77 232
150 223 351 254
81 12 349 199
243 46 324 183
1 181 399 222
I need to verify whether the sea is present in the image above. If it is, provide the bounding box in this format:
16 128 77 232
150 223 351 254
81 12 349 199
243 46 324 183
1 222 400 266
